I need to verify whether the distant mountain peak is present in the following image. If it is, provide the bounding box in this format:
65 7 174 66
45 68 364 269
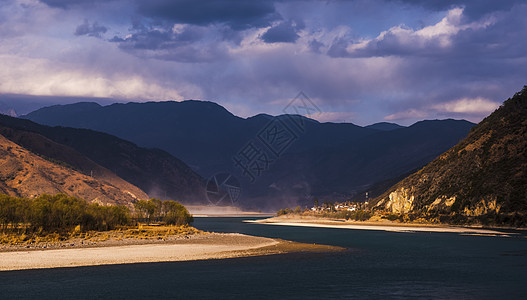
365 122 405 131
44 101 101 110
24 102 102 123
106 99 238 118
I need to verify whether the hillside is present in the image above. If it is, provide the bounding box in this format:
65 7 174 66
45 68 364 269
24 100 474 209
0 133 145 206
372 87 527 226
0 115 206 204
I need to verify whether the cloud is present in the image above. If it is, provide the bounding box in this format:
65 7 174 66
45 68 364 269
391 0 525 20
0 54 183 100
384 97 501 123
385 109 428 121
327 38 351 58
1 0 524 127
337 7 495 57
308 39 324 53
74 20 107 38
432 97 500 114
261 20 303 43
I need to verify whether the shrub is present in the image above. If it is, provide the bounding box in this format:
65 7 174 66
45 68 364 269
277 208 292 216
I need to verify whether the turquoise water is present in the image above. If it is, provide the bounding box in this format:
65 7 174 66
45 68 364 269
1 217 526 299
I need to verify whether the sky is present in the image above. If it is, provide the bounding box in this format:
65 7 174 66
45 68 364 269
0 0 526 125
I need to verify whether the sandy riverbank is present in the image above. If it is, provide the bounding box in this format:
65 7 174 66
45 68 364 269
250 216 518 236
0 232 342 271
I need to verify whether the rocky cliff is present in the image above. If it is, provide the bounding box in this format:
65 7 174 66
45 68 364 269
372 87 527 226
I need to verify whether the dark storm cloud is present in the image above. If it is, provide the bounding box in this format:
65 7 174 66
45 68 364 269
74 20 108 38
135 0 280 30
261 20 302 43
40 0 280 30
110 23 228 62
38 0 524 29
110 29 172 50
39 0 110 8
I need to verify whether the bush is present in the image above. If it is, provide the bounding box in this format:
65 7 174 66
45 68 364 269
354 210 372 221
382 213 400 221
277 208 292 216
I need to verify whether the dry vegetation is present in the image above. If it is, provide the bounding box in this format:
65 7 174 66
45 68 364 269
0 224 203 251
0 193 200 250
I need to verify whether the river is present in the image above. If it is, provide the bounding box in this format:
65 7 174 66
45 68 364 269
1 217 526 299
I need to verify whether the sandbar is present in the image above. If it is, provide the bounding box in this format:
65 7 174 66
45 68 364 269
0 233 342 271
250 216 516 236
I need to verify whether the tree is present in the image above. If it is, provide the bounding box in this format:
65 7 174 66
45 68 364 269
134 199 158 222
162 200 193 225
0 195 28 231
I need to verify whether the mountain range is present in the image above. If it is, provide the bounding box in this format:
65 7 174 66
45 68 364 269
372 87 527 226
24 101 475 209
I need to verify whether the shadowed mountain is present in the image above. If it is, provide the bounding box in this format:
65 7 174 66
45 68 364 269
371 87 527 226
0 115 206 204
24 101 475 209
